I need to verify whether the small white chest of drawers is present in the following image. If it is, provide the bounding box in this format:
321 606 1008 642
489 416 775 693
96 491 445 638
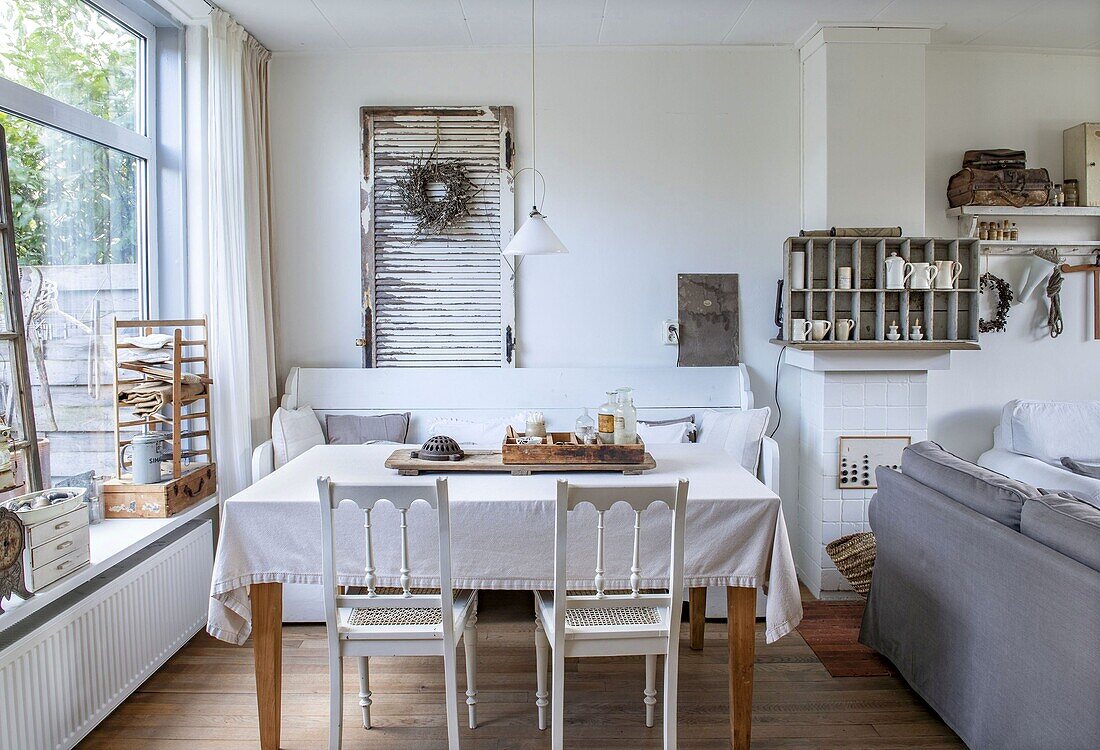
23 505 91 591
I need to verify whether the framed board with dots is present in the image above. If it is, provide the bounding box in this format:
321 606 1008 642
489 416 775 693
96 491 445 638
837 435 911 490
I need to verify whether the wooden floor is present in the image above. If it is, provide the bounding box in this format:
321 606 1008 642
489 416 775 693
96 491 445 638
78 591 963 750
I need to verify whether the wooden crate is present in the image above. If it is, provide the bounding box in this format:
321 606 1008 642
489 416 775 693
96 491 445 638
386 450 656 476
502 427 646 465
102 463 216 518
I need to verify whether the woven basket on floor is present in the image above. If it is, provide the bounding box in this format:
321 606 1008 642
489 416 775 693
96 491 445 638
825 531 877 596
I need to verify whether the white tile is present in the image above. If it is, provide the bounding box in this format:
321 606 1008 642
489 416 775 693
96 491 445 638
842 522 861 536
909 407 927 429
842 409 864 430
887 407 909 430
864 407 887 429
823 407 844 428
887 383 909 406
887 373 909 383
822 499 842 522
842 384 864 407
865 383 887 406
824 382 843 407
910 372 928 383
910 385 927 406
822 522 842 544
842 500 863 523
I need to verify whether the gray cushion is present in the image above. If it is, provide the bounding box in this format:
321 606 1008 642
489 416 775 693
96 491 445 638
326 413 409 445
1021 493 1100 573
901 441 1040 530
637 414 696 442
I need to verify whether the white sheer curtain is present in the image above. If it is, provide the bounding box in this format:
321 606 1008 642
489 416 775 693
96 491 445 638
207 10 277 497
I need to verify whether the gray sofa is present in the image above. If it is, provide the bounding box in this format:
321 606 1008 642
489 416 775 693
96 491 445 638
860 441 1100 750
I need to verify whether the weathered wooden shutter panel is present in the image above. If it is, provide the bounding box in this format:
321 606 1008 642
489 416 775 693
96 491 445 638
361 106 515 367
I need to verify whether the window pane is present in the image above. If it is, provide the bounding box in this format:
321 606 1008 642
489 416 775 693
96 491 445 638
0 0 141 131
1 112 141 486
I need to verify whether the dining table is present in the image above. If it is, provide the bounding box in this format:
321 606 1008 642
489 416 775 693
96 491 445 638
207 442 803 750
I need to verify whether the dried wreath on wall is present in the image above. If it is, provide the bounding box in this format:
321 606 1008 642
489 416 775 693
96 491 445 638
978 271 1013 333
394 153 481 237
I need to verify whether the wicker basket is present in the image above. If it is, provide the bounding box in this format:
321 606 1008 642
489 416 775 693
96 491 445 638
825 531 877 596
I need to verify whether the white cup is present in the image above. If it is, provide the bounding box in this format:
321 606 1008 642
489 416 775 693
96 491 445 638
791 251 806 289
810 320 832 341
934 260 963 289
790 318 812 342
835 318 855 341
909 262 938 290
837 267 853 289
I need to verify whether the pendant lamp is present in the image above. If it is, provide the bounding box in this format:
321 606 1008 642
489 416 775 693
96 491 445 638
503 0 568 257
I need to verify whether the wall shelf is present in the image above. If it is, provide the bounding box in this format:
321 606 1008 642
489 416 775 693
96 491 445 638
781 236 981 346
946 206 1100 218
771 338 980 351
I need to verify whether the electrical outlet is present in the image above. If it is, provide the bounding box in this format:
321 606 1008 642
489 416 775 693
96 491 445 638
663 320 680 345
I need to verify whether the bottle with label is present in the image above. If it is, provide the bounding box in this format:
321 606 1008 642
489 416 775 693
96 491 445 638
597 392 617 444
613 388 637 445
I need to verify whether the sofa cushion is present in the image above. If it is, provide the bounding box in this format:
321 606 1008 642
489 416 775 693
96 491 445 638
326 413 410 445
637 414 696 444
272 405 325 468
426 413 525 446
998 399 1100 464
1021 493 1100 573
901 441 1040 530
698 408 771 475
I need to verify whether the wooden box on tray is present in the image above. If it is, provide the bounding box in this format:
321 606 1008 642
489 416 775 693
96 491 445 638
102 463 217 518
502 426 646 465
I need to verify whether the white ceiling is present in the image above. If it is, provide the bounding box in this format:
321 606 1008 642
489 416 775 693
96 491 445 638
216 0 1100 53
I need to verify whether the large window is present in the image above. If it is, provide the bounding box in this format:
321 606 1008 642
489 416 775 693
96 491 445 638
0 0 157 486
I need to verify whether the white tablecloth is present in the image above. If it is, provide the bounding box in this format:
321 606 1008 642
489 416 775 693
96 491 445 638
207 444 802 645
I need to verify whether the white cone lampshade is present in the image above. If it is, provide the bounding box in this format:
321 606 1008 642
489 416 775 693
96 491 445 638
503 209 568 256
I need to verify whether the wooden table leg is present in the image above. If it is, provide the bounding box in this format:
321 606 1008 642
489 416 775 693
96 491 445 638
688 587 706 650
251 582 283 750
726 585 755 750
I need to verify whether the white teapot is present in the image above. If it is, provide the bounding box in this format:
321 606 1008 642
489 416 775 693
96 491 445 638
885 252 912 290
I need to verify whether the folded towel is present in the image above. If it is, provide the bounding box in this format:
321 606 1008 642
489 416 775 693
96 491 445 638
118 373 205 417
120 347 172 364
123 333 173 349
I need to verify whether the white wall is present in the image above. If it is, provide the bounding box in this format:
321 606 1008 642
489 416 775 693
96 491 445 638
925 49 1100 459
269 45 804 508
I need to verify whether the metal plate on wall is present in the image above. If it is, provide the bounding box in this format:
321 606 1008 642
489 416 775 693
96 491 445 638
677 273 740 366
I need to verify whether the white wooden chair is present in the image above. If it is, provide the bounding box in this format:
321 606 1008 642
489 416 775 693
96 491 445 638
533 479 689 750
318 476 478 750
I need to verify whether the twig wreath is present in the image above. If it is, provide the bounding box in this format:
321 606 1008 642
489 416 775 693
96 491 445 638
978 271 1013 333
394 150 481 237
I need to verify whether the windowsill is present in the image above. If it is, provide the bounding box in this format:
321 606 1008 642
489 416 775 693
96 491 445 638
0 496 219 633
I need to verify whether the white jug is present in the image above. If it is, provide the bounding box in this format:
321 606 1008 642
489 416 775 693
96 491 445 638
934 260 963 289
884 252 912 290
909 262 939 290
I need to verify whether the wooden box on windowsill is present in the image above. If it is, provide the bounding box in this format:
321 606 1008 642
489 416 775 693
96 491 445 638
502 426 646 465
102 463 217 518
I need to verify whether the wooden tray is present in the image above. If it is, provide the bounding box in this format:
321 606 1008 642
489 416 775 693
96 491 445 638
386 449 656 477
502 426 646 465
102 463 217 518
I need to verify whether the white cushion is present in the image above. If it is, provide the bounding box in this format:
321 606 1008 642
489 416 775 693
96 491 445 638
698 408 771 474
271 405 325 467
637 420 692 444
426 412 525 446
999 400 1100 465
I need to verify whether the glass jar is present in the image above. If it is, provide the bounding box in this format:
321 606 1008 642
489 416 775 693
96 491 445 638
597 392 617 444
1064 179 1079 207
1051 184 1064 206
575 408 596 445
613 388 637 446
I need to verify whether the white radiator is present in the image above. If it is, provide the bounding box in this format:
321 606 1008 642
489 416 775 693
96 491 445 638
0 521 213 750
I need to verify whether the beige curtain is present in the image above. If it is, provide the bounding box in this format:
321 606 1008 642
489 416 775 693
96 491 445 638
207 10 277 496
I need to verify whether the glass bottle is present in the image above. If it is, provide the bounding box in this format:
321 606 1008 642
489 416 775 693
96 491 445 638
597 392 617 444
575 408 596 445
1064 179 1079 207
1051 184 1063 206
613 388 637 445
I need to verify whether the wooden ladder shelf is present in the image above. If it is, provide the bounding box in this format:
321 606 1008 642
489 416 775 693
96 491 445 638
1059 256 1100 340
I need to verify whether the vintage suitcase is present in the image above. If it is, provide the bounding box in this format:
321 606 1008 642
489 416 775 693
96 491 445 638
962 149 1026 170
102 463 217 518
947 167 1052 208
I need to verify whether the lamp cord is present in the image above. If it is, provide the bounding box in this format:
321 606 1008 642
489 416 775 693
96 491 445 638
768 345 786 438
530 0 537 209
